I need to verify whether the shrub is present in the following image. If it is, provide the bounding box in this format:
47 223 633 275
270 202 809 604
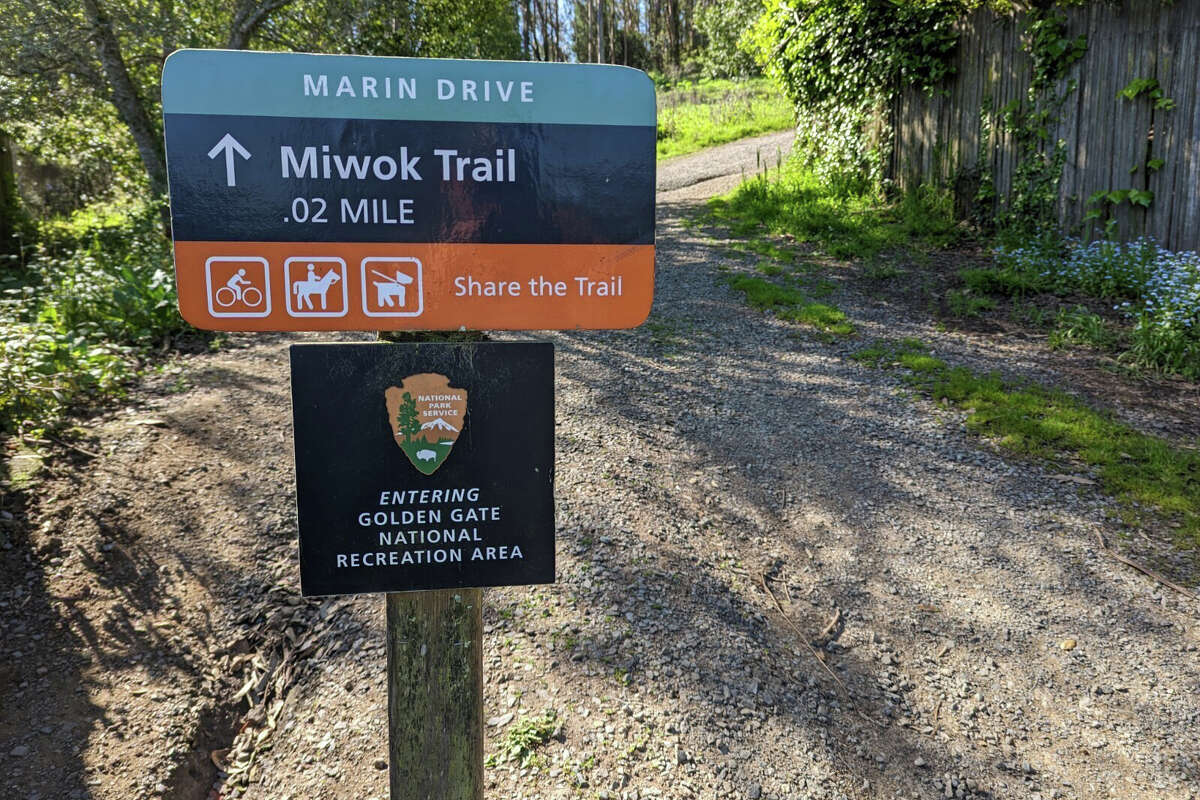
1 201 189 432
992 235 1200 377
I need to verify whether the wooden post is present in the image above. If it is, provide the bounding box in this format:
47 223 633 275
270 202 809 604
380 330 487 800
387 589 483 800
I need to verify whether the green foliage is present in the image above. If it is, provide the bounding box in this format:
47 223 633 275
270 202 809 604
984 235 1200 378
0 131 27 258
1089 74 1177 225
1048 307 1119 351
725 274 854 335
856 338 1200 544
283 0 523 60
656 78 793 159
959 265 1041 297
486 711 558 768
981 9 1086 234
1128 318 1200 380
0 202 188 432
945 287 996 317
745 0 962 110
1027 11 1087 94
396 392 421 443
1117 77 1174 110
0 319 130 435
850 336 932 368
694 0 762 78
706 161 958 259
743 0 962 193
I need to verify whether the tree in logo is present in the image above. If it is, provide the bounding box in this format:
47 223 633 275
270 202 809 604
396 391 421 443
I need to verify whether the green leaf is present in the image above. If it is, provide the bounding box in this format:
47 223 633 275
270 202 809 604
1147 158 1165 172
1128 189 1154 208
1118 77 1159 101
1106 189 1131 205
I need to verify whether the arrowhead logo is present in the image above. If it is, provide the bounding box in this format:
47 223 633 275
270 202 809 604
385 374 467 475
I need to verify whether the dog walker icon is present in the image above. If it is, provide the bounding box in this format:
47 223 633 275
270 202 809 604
361 257 423 317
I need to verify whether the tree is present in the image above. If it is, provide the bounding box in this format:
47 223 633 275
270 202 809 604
397 392 421 444
0 130 23 258
256 0 522 60
0 0 298 211
694 0 761 78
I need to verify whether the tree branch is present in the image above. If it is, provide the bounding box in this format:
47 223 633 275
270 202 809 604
227 0 296 50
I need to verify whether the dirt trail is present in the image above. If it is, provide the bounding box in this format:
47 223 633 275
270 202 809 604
2 130 1198 800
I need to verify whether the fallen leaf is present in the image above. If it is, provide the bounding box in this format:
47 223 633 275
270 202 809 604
1060 639 1077 651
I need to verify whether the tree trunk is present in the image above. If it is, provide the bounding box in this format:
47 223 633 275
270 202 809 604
81 0 168 204
0 131 21 260
598 0 605 62
521 0 532 58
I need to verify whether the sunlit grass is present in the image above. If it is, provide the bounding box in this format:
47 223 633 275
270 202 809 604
725 274 854 335
656 77 793 160
853 338 1200 546
705 164 959 259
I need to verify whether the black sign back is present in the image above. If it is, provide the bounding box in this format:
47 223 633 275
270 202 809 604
290 342 554 596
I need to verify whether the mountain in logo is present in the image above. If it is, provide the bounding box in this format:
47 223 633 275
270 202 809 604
384 374 468 476
420 417 459 433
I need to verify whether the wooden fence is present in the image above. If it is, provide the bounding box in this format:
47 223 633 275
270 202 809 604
888 1 1200 251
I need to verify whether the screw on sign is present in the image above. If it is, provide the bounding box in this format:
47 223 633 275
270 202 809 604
162 49 654 800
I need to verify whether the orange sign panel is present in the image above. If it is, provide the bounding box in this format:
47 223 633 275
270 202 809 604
173 242 655 331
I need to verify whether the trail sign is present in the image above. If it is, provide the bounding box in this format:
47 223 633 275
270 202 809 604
290 342 554 596
162 50 656 332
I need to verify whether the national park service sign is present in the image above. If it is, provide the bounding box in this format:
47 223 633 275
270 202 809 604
289 342 555 595
386 374 466 475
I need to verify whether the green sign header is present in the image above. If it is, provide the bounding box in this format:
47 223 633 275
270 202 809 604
162 50 655 127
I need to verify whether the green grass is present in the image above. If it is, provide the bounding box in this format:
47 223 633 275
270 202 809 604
854 339 1200 546
945 288 997 317
1048 307 1122 351
656 77 793 160
959 266 1043 297
705 164 959 259
644 315 691 355
726 274 854 335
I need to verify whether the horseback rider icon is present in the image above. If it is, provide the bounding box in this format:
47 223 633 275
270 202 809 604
292 263 342 310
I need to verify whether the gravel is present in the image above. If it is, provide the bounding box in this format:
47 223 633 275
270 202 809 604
3 131 1197 800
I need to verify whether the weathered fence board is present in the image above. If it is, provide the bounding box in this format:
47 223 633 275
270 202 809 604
889 1 1200 251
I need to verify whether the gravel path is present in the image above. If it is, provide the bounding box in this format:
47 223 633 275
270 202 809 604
656 130 794 194
2 131 1197 800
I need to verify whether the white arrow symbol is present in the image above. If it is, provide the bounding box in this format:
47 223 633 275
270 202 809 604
207 133 251 187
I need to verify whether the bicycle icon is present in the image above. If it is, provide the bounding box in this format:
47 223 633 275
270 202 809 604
205 257 272 318
214 270 265 308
